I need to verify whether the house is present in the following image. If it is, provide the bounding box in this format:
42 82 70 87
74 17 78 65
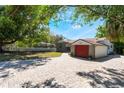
56 39 74 52
71 38 113 58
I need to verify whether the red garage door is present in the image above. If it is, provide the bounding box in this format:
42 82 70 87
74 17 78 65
75 45 89 57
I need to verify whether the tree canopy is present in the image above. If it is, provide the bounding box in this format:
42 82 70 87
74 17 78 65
72 5 124 42
0 5 62 51
0 5 124 53
95 25 107 38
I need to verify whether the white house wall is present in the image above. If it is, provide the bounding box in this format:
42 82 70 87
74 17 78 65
89 45 95 58
97 39 113 54
71 45 75 56
95 45 108 58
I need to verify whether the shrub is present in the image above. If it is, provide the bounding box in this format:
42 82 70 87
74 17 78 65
113 42 124 55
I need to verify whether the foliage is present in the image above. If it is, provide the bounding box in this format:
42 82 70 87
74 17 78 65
49 34 65 44
15 31 65 48
95 25 107 38
113 42 124 54
1 5 124 54
70 5 124 54
106 19 124 42
0 5 62 51
72 5 124 42
16 27 51 47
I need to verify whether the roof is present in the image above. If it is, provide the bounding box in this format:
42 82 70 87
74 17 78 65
72 38 108 46
58 39 74 43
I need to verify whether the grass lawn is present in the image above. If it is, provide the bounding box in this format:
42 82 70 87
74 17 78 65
0 52 62 61
26 52 62 58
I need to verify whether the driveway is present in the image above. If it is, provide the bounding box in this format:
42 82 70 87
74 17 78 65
0 53 124 88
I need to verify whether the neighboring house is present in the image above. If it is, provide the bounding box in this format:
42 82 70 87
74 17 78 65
56 39 74 52
71 38 113 58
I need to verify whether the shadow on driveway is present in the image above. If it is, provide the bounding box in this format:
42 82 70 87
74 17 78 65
94 55 121 62
0 58 50 78
70 54 121 62
21 78 66 88
76 67 124 88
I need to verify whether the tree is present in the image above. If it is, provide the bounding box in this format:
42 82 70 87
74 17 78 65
71 5 124 54
106 19 124 42
16 26 51 47
0 5 62 52
95 25 107 38
49 34 65 44
72 5 124 42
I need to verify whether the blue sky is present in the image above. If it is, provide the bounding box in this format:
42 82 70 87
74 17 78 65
49 8 104 40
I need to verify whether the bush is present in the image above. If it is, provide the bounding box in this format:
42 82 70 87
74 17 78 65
113 42 124 55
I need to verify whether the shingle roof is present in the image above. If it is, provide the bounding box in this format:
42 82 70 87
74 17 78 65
72 38 108 46
84 38 102 45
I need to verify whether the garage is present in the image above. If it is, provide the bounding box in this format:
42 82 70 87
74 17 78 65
95 45 108 58
71 39 108 59
75 45 89 57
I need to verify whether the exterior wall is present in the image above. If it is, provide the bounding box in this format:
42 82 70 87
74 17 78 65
89 45 95 58
71 45 75 56
95 45 108 58
97 39 113 54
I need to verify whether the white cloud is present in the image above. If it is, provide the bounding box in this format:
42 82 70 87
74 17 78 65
72 24 81 29
65 19 72 22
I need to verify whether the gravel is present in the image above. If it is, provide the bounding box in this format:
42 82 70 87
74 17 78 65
0 53 124 88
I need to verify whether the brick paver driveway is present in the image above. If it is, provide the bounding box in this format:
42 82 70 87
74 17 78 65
0 53 124 88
